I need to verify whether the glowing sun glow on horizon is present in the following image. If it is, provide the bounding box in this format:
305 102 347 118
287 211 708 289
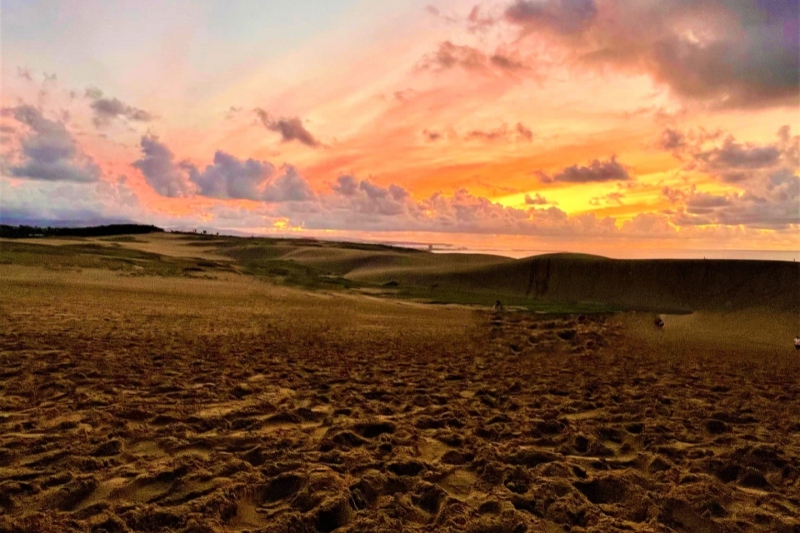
1 0 797 259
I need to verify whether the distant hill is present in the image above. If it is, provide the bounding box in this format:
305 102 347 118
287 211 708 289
0 224 164 239
351 253 799 313
3 229 795 313
225 242 799 313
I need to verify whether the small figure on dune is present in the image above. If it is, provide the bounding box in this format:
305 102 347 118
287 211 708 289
654 317 665 329
795 335 800 351
493 300 505 312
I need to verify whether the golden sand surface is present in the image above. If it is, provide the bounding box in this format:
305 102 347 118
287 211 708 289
1 266 798 532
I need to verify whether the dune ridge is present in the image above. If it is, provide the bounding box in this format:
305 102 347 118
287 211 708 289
223 241 800 313
3 233 797 313
1 234 799 532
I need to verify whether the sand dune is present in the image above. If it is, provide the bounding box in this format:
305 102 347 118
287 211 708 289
13 233 794 314
1 234 798 532
218 238 800 313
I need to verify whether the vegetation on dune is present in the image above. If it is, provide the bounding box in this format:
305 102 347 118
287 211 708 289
2 231 797 314
0 241 236 277
219 239 799 313
220 242 605 311
396 286 621 314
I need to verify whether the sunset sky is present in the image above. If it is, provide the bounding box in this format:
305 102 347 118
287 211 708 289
1 0 798 257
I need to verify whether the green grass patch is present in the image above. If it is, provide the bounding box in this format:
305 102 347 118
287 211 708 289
0 241 231 278
98 236 144 243
394 285 622 314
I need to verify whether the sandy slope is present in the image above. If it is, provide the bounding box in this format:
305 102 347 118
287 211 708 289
207 235 800 313
337 254 800 314
6 233 796 313
1 266 799 533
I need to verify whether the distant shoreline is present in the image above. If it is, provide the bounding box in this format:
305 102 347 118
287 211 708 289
2 222 796 262
428 248 800 262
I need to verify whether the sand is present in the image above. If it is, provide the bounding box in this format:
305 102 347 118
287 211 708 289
1 263 799 533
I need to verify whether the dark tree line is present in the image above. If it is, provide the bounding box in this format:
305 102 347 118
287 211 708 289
0 224 165 239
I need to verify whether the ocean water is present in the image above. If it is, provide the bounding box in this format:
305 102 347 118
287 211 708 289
229 227 799 263
426 247 800 262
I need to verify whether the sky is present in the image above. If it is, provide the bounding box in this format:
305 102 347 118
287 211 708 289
1 0 799 258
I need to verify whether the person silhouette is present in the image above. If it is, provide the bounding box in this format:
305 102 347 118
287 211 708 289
794 335 800 350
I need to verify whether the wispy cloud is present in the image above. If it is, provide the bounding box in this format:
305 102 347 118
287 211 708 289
85 87 154 128
539 157 631 184
255 109 321 148
418 41 530 75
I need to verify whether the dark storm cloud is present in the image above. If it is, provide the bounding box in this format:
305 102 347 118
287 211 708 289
255 109 321 148
5 105 100 183
501 0 799 108
648 27 799 108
